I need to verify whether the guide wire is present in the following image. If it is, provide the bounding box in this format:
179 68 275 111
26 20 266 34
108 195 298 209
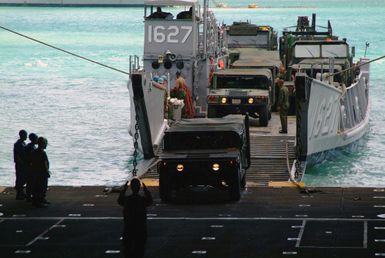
0 25 130 76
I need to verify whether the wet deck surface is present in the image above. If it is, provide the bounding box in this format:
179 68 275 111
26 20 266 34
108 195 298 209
2 185 385 257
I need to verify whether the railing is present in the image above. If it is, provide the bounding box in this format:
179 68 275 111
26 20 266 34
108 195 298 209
129 55 140 74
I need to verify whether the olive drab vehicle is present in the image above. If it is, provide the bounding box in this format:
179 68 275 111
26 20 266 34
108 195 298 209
207 22 281 126
157 115 250 202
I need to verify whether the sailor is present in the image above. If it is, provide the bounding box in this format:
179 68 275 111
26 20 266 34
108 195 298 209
177 6 193 19
13 129 28 200
25 133 38 202
171 71 194 118
147 7 173 20
277 79 289 134
118 178 153 258
31 137 50 207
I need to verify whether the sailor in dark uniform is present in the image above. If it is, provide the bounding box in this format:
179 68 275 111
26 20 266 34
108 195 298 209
118 178 153 258
13 129 28 200
31 137 50 207
25 133 38 202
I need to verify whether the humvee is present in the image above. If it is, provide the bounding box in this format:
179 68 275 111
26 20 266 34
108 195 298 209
157 115 250 202
207 69 274 126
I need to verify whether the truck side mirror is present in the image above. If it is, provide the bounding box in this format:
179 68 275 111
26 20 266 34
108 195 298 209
352 46 355 58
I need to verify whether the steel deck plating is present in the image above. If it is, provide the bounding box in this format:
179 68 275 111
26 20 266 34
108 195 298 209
2 185 385 257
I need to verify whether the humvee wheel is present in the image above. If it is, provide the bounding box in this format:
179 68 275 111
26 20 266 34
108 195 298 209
159 175 171 202
229 173 241 201
207 106 217 118
259 107 269 126
241 173 246 189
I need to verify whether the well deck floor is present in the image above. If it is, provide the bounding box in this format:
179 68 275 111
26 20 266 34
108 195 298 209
2 185 385 257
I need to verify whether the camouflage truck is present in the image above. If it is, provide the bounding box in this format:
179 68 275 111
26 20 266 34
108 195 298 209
208 49 281 126
207 22 281 126
157 115 250 202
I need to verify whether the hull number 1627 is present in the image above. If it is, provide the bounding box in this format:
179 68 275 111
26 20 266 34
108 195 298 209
147 25 193 44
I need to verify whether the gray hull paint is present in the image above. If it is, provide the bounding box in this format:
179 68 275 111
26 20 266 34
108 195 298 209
296 58 370 168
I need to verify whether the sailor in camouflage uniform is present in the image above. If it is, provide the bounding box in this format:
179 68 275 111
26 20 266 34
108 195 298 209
277 79 289 134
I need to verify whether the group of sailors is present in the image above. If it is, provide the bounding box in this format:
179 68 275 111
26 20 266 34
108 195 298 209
147 6 194 20
13 129 50 208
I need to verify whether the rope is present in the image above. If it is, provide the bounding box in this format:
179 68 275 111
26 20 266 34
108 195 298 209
0 25 130 76
284 140 304 190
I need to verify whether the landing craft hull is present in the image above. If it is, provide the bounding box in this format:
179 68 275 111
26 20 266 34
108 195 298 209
296 58 370 169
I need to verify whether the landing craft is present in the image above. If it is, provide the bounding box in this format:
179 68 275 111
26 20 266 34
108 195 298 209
128 1 370 198
279 14 370 175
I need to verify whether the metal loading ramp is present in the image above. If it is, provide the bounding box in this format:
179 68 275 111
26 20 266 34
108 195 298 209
143 113 296 186
247 134 295 186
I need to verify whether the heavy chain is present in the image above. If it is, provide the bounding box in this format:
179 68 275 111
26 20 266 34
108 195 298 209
132 105 140 177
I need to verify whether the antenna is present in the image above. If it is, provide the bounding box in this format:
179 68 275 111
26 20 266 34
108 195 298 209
364 42 370 57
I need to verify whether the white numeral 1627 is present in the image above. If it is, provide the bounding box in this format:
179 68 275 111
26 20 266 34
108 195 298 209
147 25 192 44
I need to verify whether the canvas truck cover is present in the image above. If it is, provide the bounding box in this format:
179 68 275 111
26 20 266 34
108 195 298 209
163 115 246 150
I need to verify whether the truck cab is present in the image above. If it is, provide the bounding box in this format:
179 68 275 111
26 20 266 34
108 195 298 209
157 115 250 202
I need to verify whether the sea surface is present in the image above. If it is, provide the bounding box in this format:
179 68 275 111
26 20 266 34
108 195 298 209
1 0 385 186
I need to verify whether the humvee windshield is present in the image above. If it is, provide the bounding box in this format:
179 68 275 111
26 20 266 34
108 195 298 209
216 75 269 90
294 43 348 58
164 131 242 151
228 32 269 48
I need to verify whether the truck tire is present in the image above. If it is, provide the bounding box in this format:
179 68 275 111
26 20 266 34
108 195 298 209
159 174 171 203
259 106 269 126
241 173 246 189
229 172 241 201
207 106 217 118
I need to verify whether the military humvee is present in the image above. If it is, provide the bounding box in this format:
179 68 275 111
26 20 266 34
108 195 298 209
157 115 250 202
207 68 274 126
206 22 281 126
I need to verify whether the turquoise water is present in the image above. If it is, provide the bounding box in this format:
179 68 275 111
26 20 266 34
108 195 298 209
1 1 385 186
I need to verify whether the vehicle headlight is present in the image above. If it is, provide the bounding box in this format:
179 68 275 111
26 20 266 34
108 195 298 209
212 163 220 171
221 97 227 104
248 97 254 104
176 164 184 172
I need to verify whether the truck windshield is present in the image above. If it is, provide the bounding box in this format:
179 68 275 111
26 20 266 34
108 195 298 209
216 75 269 90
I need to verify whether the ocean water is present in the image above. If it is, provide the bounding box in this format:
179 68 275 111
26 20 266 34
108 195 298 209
1 0 385 186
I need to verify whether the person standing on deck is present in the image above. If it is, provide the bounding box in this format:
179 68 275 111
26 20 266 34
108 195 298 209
118 178 153 258
30 137 50 207
13 129 28 200
277 79 289 134
25 133 38 202
171 71 194 118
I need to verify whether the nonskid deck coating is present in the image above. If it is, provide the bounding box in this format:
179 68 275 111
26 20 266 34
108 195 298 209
2 186 385 257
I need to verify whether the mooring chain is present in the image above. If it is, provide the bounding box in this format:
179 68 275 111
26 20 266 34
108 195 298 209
132 106 140 177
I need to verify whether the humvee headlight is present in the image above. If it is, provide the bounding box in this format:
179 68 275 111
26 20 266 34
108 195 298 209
248 97 254 104
212 163 220 171
221 97 227 104
176 164 184 172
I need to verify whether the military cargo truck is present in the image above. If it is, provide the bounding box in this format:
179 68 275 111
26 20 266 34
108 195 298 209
206 22 281 126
